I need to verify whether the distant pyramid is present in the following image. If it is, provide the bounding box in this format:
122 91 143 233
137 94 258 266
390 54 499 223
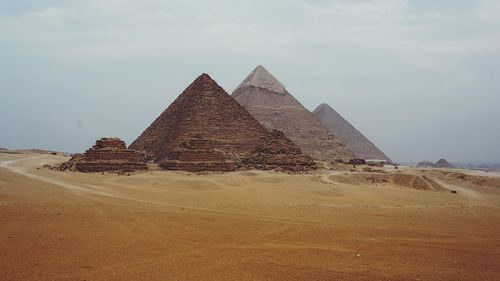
232 65 354 161
434 158 453 168
417 159 453 168
234 65 286 94
130 73 314 172
313 103 392 162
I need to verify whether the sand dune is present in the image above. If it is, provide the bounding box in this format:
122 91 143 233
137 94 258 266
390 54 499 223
329 172 447 192
1 153 499 280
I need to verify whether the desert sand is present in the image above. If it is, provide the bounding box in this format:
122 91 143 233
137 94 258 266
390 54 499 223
1 152 499 280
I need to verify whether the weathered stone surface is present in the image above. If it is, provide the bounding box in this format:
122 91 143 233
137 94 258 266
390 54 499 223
130 73 315 172
74 162 148 173
60 138 147 173
234 65 286 94
232 66 354 162
243 130 316 172
160 161 236 172
349 159 366 165
313 103 392 163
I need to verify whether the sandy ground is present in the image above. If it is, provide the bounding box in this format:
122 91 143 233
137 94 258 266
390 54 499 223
0 153 499 281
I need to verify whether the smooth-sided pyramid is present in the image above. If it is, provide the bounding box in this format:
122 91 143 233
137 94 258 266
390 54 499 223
313 103 392 162
232 65 354 161
129 73 315 172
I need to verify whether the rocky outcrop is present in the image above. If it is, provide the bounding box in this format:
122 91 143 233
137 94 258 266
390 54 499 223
130 73 315 173
313 103 392 163
232 65 354 162
60 138 147 173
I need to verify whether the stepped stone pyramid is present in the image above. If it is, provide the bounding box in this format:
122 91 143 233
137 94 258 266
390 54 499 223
313 103 392 162
242 130 312 170
60 138 148 173
232 65 354 161
130 73 314 172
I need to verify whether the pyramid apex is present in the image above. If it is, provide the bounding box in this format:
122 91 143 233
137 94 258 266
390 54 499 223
234 65 286 94
175 73 228 100
314 103 334 114
196 73 213 81
190 73 220 88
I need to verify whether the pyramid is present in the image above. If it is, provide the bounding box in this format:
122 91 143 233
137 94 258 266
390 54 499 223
60 138 148 173
234 65 286 94
434 158 453 168
129 73 315 172
313 103 392 162
242 129 316 171
232 65 354 161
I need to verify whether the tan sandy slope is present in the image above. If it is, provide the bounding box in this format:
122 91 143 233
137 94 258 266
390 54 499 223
1 153 499 280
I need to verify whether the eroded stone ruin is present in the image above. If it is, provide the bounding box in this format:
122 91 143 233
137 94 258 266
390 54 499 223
130 73 315 172
60 138 147 173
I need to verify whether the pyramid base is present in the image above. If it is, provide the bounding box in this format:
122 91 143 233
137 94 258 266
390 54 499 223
160 161 236 172
74 162 148 173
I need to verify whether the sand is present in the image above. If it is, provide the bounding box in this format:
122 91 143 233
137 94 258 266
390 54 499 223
1 153 499 280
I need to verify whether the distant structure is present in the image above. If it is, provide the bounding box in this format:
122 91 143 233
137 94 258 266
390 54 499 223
417 161 435 168
60 138 147 173
130 73 315 172
417 159 454 168
434 158 453 168
232 65 354 161
313 103 392 163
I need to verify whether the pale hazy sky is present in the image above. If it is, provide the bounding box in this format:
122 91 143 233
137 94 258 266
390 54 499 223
1 0 499 163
